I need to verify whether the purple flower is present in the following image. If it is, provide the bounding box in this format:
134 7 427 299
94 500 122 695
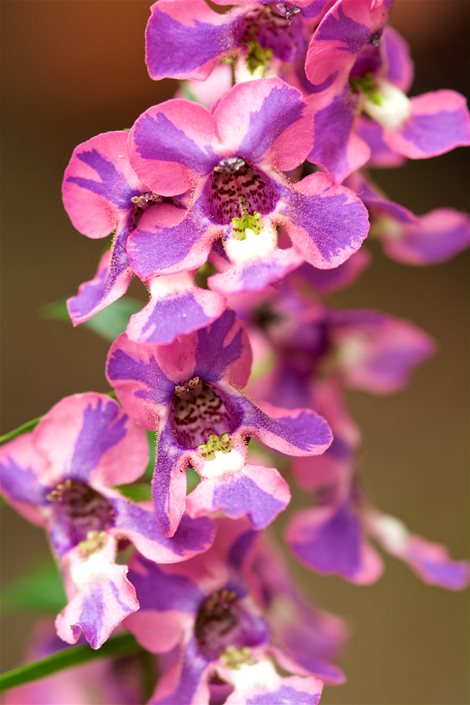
0 393 215 648
63 130 225 344
125 519 328 704
347 172 470 265
285 386 470 589
304 0 470 181
126 77 369 297
248 287 435 409
145 0 332 83
106 309 332 536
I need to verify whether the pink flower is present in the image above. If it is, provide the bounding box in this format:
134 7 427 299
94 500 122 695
0 393 215 648
107 310 332 537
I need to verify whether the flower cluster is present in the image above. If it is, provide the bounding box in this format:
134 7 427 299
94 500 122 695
1 0 469 703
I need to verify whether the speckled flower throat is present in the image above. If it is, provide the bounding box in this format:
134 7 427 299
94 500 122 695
48 479 116 543
170 378 241 448
236 3 303 66
206 158 279 224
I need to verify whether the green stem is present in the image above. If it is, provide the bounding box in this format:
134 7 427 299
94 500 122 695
0 633 143 692
0 391 117 445
0 416 41 444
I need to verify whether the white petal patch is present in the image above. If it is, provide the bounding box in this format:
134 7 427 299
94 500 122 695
224 219 278 265
363 79 412 130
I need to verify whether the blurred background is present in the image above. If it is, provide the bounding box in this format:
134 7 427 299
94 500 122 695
1 1 469 703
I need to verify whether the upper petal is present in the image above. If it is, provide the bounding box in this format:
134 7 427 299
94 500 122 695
146 0 237 81
214 78 312 171
129 100 218 196
33 393 148 487
284 172 370 268
62 130 143 238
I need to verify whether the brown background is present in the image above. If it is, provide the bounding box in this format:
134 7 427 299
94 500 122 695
1 1 469 703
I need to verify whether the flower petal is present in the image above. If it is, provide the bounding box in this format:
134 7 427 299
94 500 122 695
367 512 470 590
33 393 148 487
380 208 470 265
287 504 383 584
128 202 218 279
214 78 312 171
129 100 217 195
67 237 132 325
62 131 142 238
238 396 332 457
186 464 290 530
0 433 48 526
146 0 237 81
112 497 215 563
284 172 369 268
384 90 470 159
381 26 414 93
126 273 226 345
307 88 370 182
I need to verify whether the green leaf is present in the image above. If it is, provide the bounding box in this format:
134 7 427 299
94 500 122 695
0 560 66 616
0 633 143 692
0 416 41 444
117 483 152 503
44 296 143 342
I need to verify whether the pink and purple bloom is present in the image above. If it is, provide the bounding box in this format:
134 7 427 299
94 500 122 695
63 130 225 344
285 387 470 589
347 172 470 265
0 393 215 649
145 0 332 84
247 286 435 410
126 77 370 296
106 309 332 537
125 519 330 704
304 0 470 181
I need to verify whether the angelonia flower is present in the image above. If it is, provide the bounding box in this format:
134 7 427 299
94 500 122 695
106 309 332 536
0 393 215 648
145 0 333 84
285 384 470 589
2 0 470 702
125 519 334 705
126 77 370 297
304 0 470 181
63 131 226 345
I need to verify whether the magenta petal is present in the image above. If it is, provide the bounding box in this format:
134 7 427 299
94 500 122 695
149 640 210 705
153 424 190 537
331 309 435 393
145 0 237 81
307 88 370 182
239 397 332 457
355 116 406 167
290 249 371 295
129 100 217 196
381 26 414 93
305 0 391 96
208 248 304 296
62 130 143 239
214 78 312 171
284 172 369 268
67 242 132 326
127 204 218 279
384 90 470 159
187 464 290 529
381 208 470 265
0 433 48 526
112 497 215 563
33 393 148 487
224 674 323 705
126 273 226 345
55 563 138 649
287 505 383 584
